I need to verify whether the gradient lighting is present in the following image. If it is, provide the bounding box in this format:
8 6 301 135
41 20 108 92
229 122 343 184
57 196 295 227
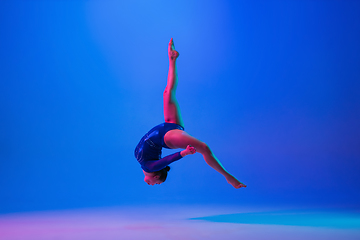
192 210 360 229
0 0 359 220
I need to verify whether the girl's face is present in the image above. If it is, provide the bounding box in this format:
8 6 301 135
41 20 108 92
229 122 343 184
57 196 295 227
144 175 163 185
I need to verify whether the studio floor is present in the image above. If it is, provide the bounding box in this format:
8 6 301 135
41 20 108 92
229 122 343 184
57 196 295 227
0 205 359 240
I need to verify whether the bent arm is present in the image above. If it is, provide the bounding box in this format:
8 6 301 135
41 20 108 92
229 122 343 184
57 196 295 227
143 145 196 172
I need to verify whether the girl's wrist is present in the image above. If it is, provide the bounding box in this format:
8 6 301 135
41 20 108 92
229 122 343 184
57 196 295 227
180 150 187 157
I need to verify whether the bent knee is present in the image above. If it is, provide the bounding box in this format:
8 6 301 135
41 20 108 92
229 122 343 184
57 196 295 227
163 89 176 98
163 89 170 97
198 142 211 154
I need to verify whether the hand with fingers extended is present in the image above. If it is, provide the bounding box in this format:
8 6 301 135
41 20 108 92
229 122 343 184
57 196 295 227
180 145 197 157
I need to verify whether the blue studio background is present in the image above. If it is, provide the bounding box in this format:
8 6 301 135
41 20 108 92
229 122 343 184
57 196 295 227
0 0 359 213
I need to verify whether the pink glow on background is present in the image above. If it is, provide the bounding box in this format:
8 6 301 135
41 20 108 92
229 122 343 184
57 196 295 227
0 205 359 240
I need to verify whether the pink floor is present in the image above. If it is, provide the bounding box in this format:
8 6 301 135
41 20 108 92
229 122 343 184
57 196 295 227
0 205 359 240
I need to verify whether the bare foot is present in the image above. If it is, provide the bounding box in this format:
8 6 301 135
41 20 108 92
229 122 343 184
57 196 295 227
226 175 247 189
168 38 179 60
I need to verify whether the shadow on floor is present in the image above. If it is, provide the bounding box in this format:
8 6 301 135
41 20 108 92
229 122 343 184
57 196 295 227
190 210 360 229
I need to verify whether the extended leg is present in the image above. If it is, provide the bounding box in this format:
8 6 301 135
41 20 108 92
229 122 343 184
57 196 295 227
164 129 246 189
163 38 184 127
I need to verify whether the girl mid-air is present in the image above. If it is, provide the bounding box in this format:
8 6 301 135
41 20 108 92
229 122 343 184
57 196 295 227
134 38 246 189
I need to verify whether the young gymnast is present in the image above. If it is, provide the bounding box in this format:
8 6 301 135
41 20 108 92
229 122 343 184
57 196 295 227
134 38 246 189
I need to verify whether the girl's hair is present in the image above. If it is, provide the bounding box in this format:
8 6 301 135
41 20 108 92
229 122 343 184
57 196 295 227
153 166 171 182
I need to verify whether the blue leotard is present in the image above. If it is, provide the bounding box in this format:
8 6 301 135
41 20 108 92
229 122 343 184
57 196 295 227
134 123 184 172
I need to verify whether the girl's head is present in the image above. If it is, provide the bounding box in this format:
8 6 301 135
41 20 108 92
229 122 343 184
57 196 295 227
144 166 170 185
